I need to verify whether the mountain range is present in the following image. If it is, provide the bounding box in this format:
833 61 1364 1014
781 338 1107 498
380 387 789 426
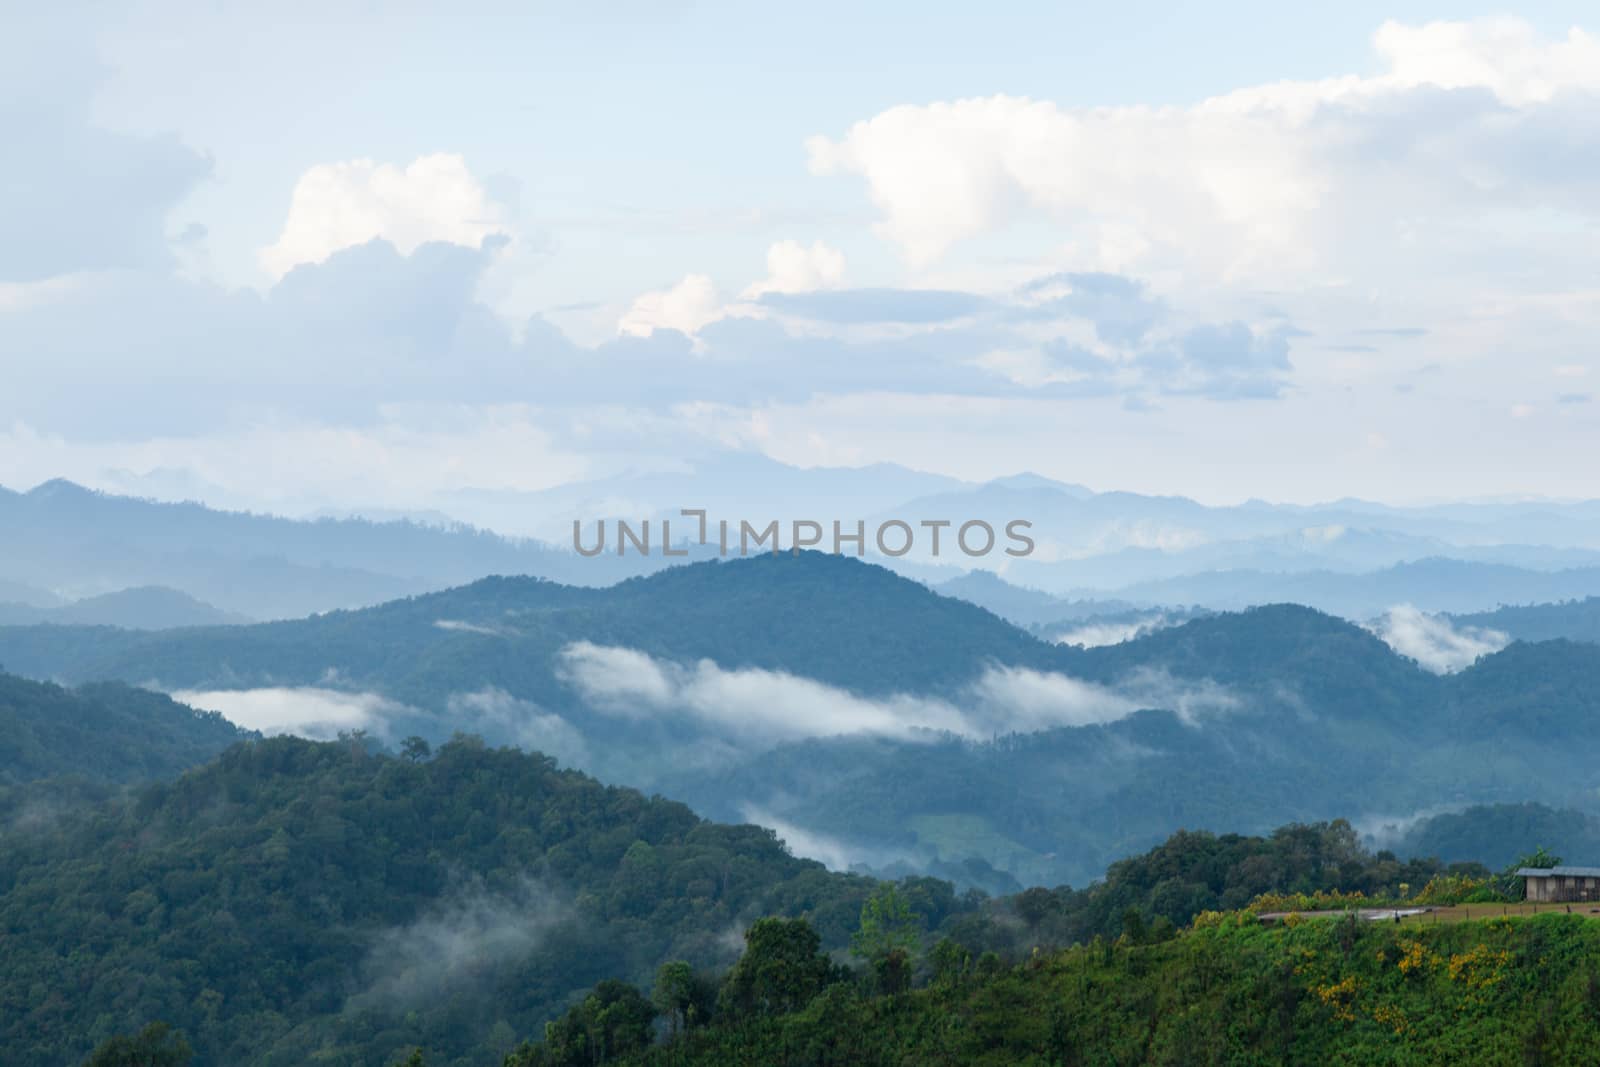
6 552 1600 888
24 467 1600 626
0 586 249 629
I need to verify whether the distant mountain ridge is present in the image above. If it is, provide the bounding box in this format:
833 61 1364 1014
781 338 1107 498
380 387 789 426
1100 557 1600 616
0 478 678 620
18 470 1600 623
0 586 249 629
1450 597 1600 645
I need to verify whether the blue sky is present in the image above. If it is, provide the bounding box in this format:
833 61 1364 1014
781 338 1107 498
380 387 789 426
3 3 1599 516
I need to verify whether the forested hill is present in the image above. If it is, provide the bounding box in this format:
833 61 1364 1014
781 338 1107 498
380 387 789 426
10 755 1500 1067
0 735 885 1067
1453 596 1600 645
0 672 250 785
1392 802 1600 870
0 552 1072 703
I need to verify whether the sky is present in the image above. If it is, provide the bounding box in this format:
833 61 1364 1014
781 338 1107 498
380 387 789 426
3 2 1599 516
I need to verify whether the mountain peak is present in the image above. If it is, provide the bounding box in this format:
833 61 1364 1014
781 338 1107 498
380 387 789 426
26 477 97 499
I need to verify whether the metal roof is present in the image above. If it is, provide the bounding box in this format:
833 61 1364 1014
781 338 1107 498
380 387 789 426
1515 866 1600 878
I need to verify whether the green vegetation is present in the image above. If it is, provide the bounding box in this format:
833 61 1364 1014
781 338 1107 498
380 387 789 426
561 912 1600 1065
0 671 250 785
82 1023 193 1067
0 735 890 1066
2 771 1514 1067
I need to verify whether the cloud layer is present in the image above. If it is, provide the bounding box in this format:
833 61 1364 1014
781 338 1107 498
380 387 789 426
557 640 1234 741
172 686 405 739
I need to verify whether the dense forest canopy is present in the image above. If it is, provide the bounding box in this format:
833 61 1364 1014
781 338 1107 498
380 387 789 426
0 719 1538 1067
0 671 250 786
0 735 886 1066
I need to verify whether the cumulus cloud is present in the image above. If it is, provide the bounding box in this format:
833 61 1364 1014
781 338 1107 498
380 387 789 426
618 273 724 337
1366 604 1510 673
742 239 846 298
557 641 1237 741
172 686 405 739
806 19 1600 279
259 154 511 279
1373 18 1600 103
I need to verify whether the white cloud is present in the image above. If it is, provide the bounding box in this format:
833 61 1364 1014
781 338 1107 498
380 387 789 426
446 688 590 767
173 686 403 738
259 154 509 279
739 805 908 871
1366 604 1509 673
556 642 680 711
620 240 845 338
557 641 1236 741
1051 615 1176 649
1116 667 1242 724
1373 19 1600 104
806 19 1600 277
434 618 513 636
967 665 1135 730
742 240 846 298
617 273 724 337
558 640 968 740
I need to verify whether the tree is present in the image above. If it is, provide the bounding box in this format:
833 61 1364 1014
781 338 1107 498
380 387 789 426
720 917 835 1017
524 979 656 1067
929 938 972 989
851 884 920 964
400 736 432 762
1013 886 1059 930
652 960 696 1039
82 1022 192 1067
